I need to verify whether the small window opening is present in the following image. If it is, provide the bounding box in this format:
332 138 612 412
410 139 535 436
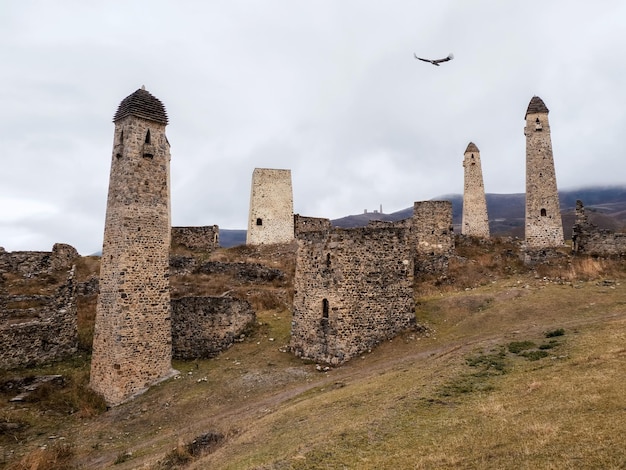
535 118 543 131
143 153 154 159
322 299 329 318
116 153 122 159
145 129 151 144
326 253 331 267
120 130 124 142
541 208 547 217
256 218 263 226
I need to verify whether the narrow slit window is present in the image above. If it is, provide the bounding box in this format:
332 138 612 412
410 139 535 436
322 299 329 318
145 129 151 144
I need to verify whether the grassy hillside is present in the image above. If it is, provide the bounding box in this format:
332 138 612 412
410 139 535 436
1 241 625 469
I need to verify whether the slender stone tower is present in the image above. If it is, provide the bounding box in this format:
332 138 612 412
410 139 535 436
461 142 490 237
247 168 294 245
90 87 176 406
524 96 564 248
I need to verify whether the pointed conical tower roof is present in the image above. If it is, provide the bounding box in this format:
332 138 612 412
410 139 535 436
465 142 479 153
525 96 549 118
113 87 168 124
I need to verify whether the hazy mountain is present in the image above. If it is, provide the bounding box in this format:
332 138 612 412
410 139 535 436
216 186 626 248
328 186 626 240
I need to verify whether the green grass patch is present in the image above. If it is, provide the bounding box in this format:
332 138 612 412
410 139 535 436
507 340 536 354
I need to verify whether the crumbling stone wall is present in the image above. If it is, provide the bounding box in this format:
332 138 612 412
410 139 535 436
462 142 490 238
572 200 626 256
171 226 219 253
171 296 255 359
524 96 564 248
247 168 294 245
413 201 454 276
290 222 415 365
0 246 78 369
293 214 332 234
0 243 78 277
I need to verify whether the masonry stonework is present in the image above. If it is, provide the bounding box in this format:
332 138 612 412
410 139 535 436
171 226 219 253
462 142 490 238
247 168 294 245
413 201 454 276
572 200 626 256
0 245 78 369
290 221 415 365
90 88 176 406
171 296 256 359
524 96 564 249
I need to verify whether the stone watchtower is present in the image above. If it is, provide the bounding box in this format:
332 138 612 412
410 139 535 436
246 168 294 245
461 142 490 237
524 96 564 248
90 87 176 406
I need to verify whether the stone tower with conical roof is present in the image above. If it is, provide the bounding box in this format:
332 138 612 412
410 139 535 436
524 96 564 248
462 142 490 238
90 87 176 406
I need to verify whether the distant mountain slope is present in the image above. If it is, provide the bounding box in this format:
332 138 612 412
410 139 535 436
216 186 626 248
330 186 626 239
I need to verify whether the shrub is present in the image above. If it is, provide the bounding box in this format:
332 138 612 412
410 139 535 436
545 328 565 338
507 341 536 354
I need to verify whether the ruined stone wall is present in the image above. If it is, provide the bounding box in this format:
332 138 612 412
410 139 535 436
171 226 219 253
524 96 564 248
171 296 255 359
247 168 294 245
294 214 332 234
0 253 78 369
91 89 174 406
462 143 490 238
412 201 454 276
572 200 626 256
290 223 415 365
0 244 78 277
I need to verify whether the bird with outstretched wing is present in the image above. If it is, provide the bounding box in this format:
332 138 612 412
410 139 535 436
414 52 454 66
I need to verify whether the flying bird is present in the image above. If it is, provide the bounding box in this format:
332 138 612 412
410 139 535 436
414 52 454 66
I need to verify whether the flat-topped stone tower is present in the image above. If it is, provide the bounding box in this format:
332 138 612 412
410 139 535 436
461 142 490 237
247 168 294 245
90 87 176 405
524 96 564 248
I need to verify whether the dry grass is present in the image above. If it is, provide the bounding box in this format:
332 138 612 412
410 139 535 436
5 443 74 470
2 239 626 469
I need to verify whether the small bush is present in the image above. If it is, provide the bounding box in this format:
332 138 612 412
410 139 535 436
545 328 565 338
7 442 74 470
521 350 550 361
507 341 536 354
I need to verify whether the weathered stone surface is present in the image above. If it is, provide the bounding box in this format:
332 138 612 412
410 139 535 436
172 225 219 253
572 200 626 256
413 201 455 276
524 96 564 249
90 88 174 406
291 221 415 365
462 142 490 238
169 256 284 282
247 168 294 245
171 296 255 359
0 243 78 277
0 266 78 369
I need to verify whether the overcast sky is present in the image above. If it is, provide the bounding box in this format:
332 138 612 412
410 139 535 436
1 1 625 254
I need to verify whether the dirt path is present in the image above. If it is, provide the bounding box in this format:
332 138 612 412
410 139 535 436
77 308 625 469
